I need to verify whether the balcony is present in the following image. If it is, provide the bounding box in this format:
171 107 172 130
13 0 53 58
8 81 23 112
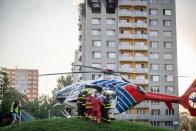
119 10 133 17
134 34 148 39
119 0 147 6
133 79 149 84
119 22 133 28
133 68 148 73
134 56 148 61
134 22 147 28
119 44 132 50
119 56 133 61
133 45 148 50
134 11 147 17
119 67 133 73
119 34 133 39
132 1 147 6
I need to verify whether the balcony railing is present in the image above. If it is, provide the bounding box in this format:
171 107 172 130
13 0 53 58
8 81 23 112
134 34 148 39
119 67 148 73
119 10 147 17
119 67 133 72
119 22 133 27
134 22 147 28
119 34 133 39
134 56 148 61
119 44 132 50
119 56 133 61
119 22 147 28
133 45 148 50
119 0 147 6
118 10 133 16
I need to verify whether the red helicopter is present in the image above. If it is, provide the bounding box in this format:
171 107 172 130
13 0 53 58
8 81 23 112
40 65 196 116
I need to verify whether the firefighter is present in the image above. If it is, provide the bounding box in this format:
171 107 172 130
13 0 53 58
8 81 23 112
92 94 101 123
77 90 87 118
102 94 111 123
10 100 20 124
85 91 93 119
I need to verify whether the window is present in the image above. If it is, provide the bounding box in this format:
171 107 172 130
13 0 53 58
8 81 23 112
165 109 174 115
151 109 160 115
92 52 101 58
92 18 101 25
149 30 158 37
165 86 174 94
92 29 101 35
165 64 173 70
163 20 172 27
163 9 172 15
149 9 158 15
151 75 159 82
164 42 172 48
107 41 116 47
92 74 101 80
151 64 159 71
148 0 158 4
151 86 160 92
106 18 115 24
163 0 171 5
92 40 101 47
151 121 160 126
106 29 115 36
150 41 159 48
107 52 116 58
165 121 173 127
150 53 159 59
92 63 101 68
107 63 116 69
163 31 172 37
165 75 174 82
149 19 158 26
164 53 173 59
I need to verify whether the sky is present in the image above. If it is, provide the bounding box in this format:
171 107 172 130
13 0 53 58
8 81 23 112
0 0 195 99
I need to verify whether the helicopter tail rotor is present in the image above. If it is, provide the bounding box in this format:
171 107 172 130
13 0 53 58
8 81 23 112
180 79 196 116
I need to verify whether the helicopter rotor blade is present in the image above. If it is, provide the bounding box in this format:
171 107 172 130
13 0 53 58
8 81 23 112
73 64 103 71
39 71 103 76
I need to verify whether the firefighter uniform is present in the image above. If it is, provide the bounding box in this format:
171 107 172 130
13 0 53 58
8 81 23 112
85 93 93 119
77 91 87 118
92 95 101 123
102 94 111 123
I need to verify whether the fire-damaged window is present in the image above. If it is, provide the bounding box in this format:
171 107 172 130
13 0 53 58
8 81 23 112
106 0 117 14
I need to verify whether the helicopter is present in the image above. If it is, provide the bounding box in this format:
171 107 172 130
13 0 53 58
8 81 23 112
39 65 196 117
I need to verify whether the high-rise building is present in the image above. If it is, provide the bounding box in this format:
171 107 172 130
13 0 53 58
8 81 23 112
73 0 178 127
6 68 39 101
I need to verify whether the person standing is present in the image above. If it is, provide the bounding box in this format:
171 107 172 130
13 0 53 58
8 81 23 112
102 94 111 123
10 100 20 124
92 94 101 123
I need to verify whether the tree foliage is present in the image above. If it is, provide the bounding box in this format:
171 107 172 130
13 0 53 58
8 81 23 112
51 75 72 97
0 67 26 126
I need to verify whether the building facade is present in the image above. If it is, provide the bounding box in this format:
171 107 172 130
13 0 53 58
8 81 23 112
73 0 178 128
6 68 39 101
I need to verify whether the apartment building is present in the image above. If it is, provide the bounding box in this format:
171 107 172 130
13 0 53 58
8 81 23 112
73 0 178 127
6 68 39 101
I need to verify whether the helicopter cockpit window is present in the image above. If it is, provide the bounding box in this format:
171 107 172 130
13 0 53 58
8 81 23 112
136 86 145 94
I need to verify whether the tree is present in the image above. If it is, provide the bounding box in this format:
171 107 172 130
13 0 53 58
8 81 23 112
52 75 72 97
0 67 26 126
190 117 196 130
180 112 189 131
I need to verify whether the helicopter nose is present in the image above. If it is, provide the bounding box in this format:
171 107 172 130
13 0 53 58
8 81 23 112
55 93 66 103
